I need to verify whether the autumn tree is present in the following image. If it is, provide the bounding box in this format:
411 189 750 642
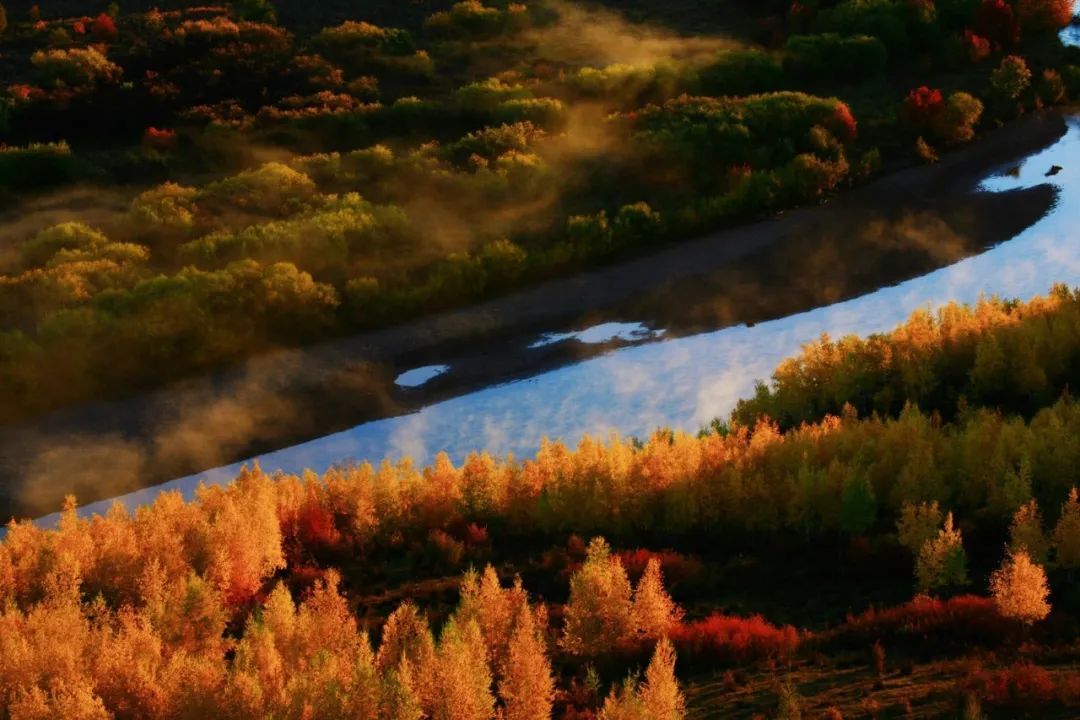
631 558 683 641
0 5 7 35
562 537 635 655
990 549 1051 625
431 618 495 720
990 55 1032 100
1009 500 1050 564
377 602 438 710
641 638 685 720
915 513 968 593
598 677 647 720
455 565 529 675
1052 488 1080 570
499 605 554 720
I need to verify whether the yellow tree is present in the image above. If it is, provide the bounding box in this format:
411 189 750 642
597 678 647 720
561 537 634 655
990 549 1051 625
640 638 685 720
1009 500 1050 564
631 558 683 641
431 618 495 720
499 605 554 720
377 602 438 710
1052 488 1080 570
455 565 529 675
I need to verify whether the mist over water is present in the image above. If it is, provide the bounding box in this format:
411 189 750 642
45 115 1080 525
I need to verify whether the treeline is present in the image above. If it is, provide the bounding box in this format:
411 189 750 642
732 284 1080 429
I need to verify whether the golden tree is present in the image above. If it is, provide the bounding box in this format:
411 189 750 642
641 638 685 720
597 677 647 720
562 537 634 654
632 558 683 640
377 602 438 709
431 618 495 720
990 549 1051 625
1009 500 1050 564
499 605 554 720
455 564 529 675
1052 488 1080 570
597 638 684 720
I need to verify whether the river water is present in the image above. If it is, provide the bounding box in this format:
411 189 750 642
48 108 1079 525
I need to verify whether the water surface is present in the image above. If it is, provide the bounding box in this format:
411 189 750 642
56 115 1080 522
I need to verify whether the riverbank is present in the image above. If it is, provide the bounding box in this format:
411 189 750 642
1 110 1072 521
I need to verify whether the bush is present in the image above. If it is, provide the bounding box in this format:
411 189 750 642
697 49 786 96
823 595 1013 652
670 613 802 667
0 142 77 189
990 55 1032 100
31 47 122 88
785 34 889 84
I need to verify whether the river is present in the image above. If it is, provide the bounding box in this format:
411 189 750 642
43 107 1079 525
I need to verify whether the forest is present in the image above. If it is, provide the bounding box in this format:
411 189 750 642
4 1 1080 718
0 0 1077 422
7 286 1080 717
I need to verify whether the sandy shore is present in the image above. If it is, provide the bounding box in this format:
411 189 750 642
0 110 1071 520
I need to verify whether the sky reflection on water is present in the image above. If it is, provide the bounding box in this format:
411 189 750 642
59 117 1080 522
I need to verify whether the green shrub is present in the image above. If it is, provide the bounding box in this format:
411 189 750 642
785 34 888 83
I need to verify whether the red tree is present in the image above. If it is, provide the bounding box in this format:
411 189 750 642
91 13 117 42
902 86 944 128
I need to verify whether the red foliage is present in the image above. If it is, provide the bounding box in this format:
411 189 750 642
974 0 1021 48
670 613 802 666
72 19 88 35
8 85 42 103
91 13 118 42
827 595 1012 650
1016 0 1075 32
962 28 992 62
281 499 342 554
143 127 178 150
901 86 944 128
829 103 858 144
462 522 490 548
427 528 465 567
964 661 1063 710
297 502 341 550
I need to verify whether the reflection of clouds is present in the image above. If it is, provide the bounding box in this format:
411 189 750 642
52 119 1080 525
388 413 430 462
